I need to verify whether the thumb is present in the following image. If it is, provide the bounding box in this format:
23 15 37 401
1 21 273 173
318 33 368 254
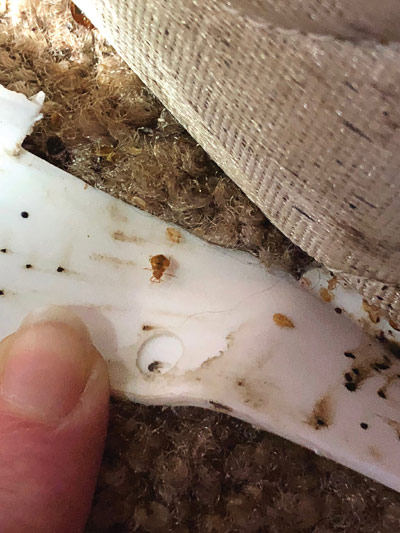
0 307 109 533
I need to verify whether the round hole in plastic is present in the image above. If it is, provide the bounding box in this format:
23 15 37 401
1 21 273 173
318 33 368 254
137 333 183 374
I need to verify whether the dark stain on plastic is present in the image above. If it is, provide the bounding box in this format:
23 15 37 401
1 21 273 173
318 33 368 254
112 230 144 244
373 333 400 359
369 446 382 461
209 400 233 413
90 253 136 268
307 395 332 430
387 419 400 440
371 360 391 372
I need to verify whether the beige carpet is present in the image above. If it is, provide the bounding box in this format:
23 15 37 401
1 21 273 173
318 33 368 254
1 1 400 531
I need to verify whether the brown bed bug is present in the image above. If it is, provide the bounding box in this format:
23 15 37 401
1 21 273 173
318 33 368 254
150 254 170 282
70 2 95 29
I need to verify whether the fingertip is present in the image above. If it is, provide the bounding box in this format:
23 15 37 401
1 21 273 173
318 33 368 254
0 307 110 531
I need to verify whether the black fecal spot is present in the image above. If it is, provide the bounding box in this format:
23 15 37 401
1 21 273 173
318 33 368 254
209 400 233 412
382 285 388 290
360 422 368 430
25 264 32 269
376 296 383 301
349 203 357 209
336 159 343 166
377 389 386 399
148 361 163 372
0 290 4 295
352 368 360 376
21 211 29 219
316 418 326 427
344 373 353 382
142 325 153 331
1 249 7 253
57 266 65 273
335 307 342 314
345 382 357 392
344 351 356 359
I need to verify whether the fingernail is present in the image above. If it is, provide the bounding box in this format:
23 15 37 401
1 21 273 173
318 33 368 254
1 306 94 422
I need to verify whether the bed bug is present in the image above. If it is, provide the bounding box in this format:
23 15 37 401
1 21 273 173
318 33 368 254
149 254 170 282
70 2 95 29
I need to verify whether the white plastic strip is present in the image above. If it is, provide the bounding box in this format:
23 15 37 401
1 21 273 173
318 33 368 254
1 86 400 491
0 85 44 156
